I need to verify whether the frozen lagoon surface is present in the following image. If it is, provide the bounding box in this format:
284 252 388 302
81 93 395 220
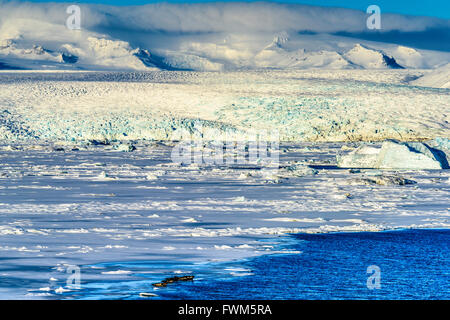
0 70 449 299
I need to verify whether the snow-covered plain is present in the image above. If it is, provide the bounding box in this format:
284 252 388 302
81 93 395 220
0 70 449 299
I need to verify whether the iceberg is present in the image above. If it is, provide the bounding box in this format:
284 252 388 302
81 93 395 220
337 140 449 169
336 145 380 168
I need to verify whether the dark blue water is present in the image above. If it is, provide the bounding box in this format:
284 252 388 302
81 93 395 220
68 229 450 300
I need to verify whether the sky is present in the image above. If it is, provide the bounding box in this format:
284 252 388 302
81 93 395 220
15 0 450 20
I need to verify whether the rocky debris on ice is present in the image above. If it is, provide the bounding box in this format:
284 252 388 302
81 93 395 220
347 175 417 186
261 171 288 184
152 275 194 287
89 139 110 146
337 140 449 169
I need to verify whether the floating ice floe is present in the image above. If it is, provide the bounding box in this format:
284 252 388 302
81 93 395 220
139 292 158 298
101 270 133 275
337 140 449 169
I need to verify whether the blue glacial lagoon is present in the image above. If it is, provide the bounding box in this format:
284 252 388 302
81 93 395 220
63 229 449 300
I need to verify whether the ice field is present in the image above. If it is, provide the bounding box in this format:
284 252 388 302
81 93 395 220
0 70 449 298
0 70 449 142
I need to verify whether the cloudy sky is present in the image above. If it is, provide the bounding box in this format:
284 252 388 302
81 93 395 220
19 0 450 19
1 1 448 51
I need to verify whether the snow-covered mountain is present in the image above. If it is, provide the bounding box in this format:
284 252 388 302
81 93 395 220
0 2 449 71
0 37 159 71
343 44 403 69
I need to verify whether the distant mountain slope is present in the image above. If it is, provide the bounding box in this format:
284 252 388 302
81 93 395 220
0 37 160 71
1 28 448 72
343 44 403 69
411 63 450 88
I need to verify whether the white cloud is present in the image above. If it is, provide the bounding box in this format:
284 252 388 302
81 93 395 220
0 1 448 34
0 1 448 71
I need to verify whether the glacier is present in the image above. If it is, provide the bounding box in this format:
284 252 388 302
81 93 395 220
0 70 448 143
